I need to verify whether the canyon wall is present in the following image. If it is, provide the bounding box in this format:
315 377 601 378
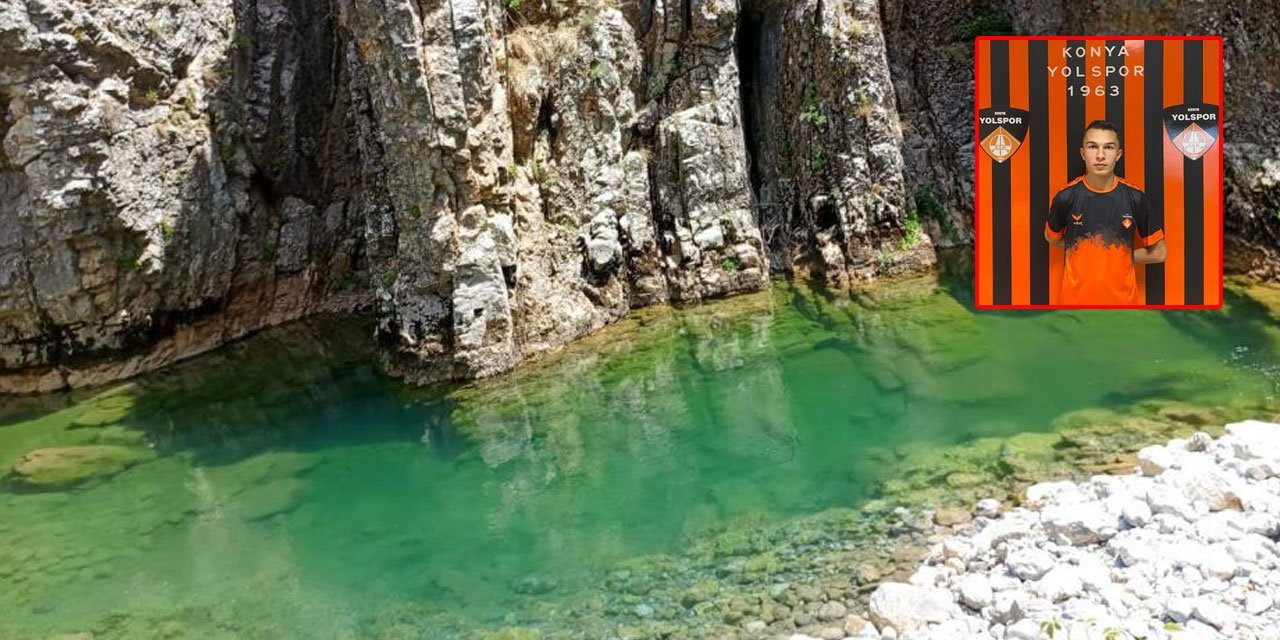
2 0 1276 393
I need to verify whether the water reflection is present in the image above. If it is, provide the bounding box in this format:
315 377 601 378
2 274 1280 638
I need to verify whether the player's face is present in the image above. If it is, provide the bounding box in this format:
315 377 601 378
1080 129 1123 178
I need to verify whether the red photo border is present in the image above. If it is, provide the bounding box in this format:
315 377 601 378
972 35 1225 310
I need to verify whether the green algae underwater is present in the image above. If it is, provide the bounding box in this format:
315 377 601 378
2 269 1280 639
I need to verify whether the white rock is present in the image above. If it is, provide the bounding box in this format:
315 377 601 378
1198 547 1239 580
1005 547 1056 580
1009 596 1056 623
1120 499 1153 528
867 583 961 633
907 565 950 587
955 574 993 610
1003 619 1041 640
974 498 1002 518
1041 503 1118 545
1226 536 1269 564
1196 510 1246 542
1072 555 1112 592
988 574 1021 593
1244 591 1272 615
1165 596 1194 622
1239 512 1279 537
942 538 973 561
1192 597 1234 629
1225 420 1280 461
1245 460 1280 479
1125 576 1155 600
843 614 880 638
1171 456 1245 512
1147 484 1202 522
1025 480 1085 507
1035 565 1084 602
1138 444 1179 476
1109 531 1163 567
1098 584 1136 616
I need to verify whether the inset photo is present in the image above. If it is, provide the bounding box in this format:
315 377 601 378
974 37 1223 309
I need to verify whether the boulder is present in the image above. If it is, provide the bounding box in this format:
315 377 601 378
1041 503 1118 545
867 583 960 632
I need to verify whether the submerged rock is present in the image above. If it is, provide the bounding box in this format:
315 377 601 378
8 445 151 490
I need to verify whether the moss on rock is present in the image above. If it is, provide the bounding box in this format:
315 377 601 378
8 445 152 490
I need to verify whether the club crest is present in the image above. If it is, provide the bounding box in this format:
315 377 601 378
979 107 1029 163
1163 103 1220 161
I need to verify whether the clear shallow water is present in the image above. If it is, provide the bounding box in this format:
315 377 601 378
2 274 1280 638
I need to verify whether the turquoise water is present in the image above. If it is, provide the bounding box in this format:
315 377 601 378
2 274 1279 638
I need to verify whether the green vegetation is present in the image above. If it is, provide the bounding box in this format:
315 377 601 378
899 209 923 251
527 157 555 186
116 255 139 271
800 85 827 127
578 11 597 34
233 32 252 51
855 87 875 119
506 0 521 10
1039 618 1062 639
913 185 956 241
380 272 396 290
407 204 422 221
721 256 742 273
1102 627 1128 640
588 62 606 82
648 76 666 99
956 11 1014 39
875 249 894 273
262 240 277 262
810 148 826 172
181 90 197 116
159 220 174 241
143 87 160 105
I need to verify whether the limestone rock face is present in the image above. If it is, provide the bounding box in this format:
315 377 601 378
0 0 376 393
2 0 1278 391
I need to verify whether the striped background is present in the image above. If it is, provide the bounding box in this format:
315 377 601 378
975 38 1223 308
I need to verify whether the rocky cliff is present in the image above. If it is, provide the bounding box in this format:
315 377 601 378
1 0 1276 394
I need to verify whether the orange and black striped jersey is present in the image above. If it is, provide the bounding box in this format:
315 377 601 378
1045 176 1165 305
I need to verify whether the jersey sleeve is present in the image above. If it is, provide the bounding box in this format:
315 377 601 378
1133 188 1164 247
1046 188 1068 241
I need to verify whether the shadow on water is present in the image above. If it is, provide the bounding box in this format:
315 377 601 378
1160 286 1280 360
0 315 472 468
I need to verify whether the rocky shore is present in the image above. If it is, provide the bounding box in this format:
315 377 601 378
815 420 1280 640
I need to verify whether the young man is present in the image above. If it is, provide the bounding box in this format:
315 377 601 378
1044 120 1167 305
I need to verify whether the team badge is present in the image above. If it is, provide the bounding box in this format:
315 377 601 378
979 107 1029 163
1164 103 1220 161
1122 218 1132 229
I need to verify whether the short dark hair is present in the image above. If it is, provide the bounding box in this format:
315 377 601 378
1083 120 1121 147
